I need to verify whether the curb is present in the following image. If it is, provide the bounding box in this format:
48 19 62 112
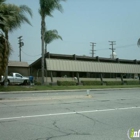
0 88 140 94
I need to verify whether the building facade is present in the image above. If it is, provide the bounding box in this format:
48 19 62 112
30 53 140 84
8 61 29 76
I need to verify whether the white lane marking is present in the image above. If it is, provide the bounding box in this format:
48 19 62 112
0 106 140 121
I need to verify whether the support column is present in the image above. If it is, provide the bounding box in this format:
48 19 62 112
134 59 139 80
45 52 50 84
100 73 103 85
73 54 80 85
77 72 80 85
50 71 53 83
116 58 123 84
121 74 124 84
138 74 140 84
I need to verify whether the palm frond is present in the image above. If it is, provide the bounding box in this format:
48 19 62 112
0 0 6 4
44 29 62 44
19 5 33 18
0 3 32 34
39 0 66 17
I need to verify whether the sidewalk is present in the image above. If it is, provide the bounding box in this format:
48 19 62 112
0 87 140 94
0 94 91 102
0 88 139 102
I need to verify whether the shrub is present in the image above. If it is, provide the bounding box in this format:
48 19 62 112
126 81 140 85
106 81 122 85
81 81 101 86
57 81 76 86
34 81 41 85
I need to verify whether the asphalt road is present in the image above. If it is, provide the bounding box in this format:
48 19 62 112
0 89 140 140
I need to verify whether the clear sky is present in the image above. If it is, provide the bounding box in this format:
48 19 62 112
6 0 140 64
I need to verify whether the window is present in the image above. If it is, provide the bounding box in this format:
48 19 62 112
16 74 22 78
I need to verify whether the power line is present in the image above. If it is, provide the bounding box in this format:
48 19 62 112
116 44 136 49
96 44 136 51
21 50 41 57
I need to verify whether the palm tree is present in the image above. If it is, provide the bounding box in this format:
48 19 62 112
39 0 66 84
0 0 5 3
0 32 11 80
44 29 62 53
0 2 32 85
0 0 6 27
0 4 32 40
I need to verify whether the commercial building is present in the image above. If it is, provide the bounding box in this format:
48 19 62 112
8 61 29 76
30 52 140 84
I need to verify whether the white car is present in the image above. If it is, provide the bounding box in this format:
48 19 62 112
0 73 29 85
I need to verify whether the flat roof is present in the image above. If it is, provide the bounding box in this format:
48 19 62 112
30 52 140 69
8 61 29 67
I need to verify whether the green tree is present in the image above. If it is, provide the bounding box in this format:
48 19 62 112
39 0 66 84
44 29 62 53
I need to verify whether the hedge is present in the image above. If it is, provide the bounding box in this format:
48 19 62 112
36 80 140 86
81 81 101 86
125 81 140 85
57 81 76 86
106 81 122 85
34 81 41 85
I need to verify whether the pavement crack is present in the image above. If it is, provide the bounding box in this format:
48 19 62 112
52 121 59 129
52 120 69 134
0 120 17 127
22 120 68 136
0 120 17 123
69 129 91 136
46 129 91 140
46 133 71 140
20 120 49 129
76 112 110 127
76 112 96 125
65 107 75 112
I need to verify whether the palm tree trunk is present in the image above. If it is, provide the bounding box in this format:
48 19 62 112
4 31 9 86
45 43 47 54
41 16 45 85
5 31 8 41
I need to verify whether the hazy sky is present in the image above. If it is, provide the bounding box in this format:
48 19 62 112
6 0 140 64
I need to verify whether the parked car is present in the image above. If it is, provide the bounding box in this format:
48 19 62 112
0 72 29 85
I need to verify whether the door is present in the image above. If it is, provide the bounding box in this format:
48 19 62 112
15 73 23 83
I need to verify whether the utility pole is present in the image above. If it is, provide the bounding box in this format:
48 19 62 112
109 41 116 59
18 36 24 62
90 42 96 57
